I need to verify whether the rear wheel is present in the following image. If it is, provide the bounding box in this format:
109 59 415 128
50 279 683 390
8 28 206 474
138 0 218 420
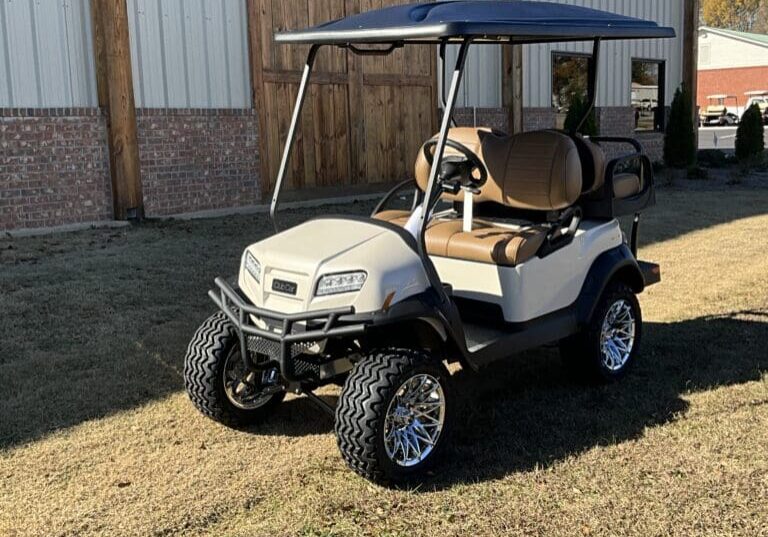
184 312 285 426
335 349 453 484
560 283 642 383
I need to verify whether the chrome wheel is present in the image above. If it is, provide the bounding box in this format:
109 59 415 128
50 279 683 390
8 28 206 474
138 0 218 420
383 374 446 467
222 350 279 410
599 299 636 372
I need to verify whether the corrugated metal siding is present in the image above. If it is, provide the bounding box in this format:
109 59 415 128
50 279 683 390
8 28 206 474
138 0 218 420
523 0 684 108
438 0 683 109
127 0 251 108
0 0 97 108
442 44 502 108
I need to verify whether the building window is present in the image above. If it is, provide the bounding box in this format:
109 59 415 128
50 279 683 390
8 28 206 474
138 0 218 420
632 60 666 132
552 52 593 130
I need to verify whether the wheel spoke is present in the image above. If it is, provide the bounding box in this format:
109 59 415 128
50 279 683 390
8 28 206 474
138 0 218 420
599 299 636 372
383 373 446 467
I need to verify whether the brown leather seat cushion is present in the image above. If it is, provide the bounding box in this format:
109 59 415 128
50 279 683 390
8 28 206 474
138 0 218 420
372 128 579 266
373 211 547 266
415 128 583 211
374 209 411 225
426 220 548 266
613 173 642 198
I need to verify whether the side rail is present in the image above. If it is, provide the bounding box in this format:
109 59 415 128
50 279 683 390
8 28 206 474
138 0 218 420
208 277 365 380
582 136 655 219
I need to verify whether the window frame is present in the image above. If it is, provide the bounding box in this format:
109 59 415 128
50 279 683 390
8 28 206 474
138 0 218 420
631 58 666 133
550 51 594 111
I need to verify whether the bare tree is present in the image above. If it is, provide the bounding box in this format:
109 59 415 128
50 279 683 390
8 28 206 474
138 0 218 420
702 0 762 32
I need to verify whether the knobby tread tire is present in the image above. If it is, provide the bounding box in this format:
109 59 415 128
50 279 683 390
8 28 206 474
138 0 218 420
335 348 452 484
184 311 283 427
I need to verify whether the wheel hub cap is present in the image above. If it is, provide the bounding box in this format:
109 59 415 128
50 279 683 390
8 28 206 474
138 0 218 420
599 299 636 371
383 374 446 467
223 351 278 410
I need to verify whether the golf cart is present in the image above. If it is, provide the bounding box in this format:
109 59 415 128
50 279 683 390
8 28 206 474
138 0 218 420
700 94 740 127
184 1 672 484
744 90 768 124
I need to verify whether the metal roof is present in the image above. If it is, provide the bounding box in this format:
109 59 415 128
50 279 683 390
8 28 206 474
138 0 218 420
275 1 676 45
700 26 768 48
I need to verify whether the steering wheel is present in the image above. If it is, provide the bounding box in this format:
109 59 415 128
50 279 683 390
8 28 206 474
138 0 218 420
422 138 488 193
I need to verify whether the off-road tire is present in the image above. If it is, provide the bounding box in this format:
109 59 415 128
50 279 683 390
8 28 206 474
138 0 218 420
560 282 642 383
335 348 453 485
184 312 284 426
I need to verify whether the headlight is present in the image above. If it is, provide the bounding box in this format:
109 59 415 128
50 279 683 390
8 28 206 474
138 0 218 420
315 271 367 296
244 251 261 283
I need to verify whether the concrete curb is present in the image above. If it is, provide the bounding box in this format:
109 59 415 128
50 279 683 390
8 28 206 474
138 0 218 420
1 192 387 238
2 220 131 239
163 192 386 221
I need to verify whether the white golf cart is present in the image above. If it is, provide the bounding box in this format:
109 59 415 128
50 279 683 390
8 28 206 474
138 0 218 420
700 94 740 127
744 90 768 124
184 1 672 484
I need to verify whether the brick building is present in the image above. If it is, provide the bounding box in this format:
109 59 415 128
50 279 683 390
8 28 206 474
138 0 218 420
698 27 768 116
1 0 696 233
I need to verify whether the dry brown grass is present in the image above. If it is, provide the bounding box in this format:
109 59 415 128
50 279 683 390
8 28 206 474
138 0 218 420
1 185 767 536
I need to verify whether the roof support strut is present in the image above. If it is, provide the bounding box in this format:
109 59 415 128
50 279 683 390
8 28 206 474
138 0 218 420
269 45 321 232
418 39 471 253
575 38 601 135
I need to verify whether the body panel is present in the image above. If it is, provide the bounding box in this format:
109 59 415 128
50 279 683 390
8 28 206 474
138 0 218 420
238 218 430 315
432 219 623 322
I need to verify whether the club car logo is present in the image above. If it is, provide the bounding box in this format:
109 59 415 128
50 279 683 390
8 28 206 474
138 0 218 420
271 278 298 295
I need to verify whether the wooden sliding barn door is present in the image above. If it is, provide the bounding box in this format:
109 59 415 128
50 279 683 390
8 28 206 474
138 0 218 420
248 0 438 198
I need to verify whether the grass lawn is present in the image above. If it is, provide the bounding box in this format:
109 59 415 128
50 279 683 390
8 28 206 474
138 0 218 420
1 181 767 536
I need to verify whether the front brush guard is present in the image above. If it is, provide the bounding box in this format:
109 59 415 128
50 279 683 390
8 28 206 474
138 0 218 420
208 277 366 382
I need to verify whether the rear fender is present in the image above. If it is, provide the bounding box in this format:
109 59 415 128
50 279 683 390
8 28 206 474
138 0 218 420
576 245 644 325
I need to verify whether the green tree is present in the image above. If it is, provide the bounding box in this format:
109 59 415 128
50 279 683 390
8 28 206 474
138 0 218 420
702 0 762 31
564 93 598 136
664 85 696 169
735 103 765 162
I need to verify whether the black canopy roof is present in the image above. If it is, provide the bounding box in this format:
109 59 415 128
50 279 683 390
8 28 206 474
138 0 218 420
275 1 676 45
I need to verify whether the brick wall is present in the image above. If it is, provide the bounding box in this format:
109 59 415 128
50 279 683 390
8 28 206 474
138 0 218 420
0 109 112 232
596 106 665 163
698 66 768 110
137 109 261 216
453 108 509 132
523 107 557 132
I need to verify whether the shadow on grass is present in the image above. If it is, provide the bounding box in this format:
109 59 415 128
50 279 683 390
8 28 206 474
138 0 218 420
425 310 768 489
221 309 767 488
240 309 767 488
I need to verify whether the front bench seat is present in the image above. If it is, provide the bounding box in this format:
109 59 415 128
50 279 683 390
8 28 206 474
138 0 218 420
375 128 582 266
377 211 549 266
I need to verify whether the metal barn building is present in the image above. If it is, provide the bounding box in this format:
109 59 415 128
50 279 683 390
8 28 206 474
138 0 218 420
0 0 697 233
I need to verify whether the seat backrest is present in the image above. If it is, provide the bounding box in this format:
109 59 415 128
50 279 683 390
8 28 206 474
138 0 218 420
568 134 606 195
414 128 582 211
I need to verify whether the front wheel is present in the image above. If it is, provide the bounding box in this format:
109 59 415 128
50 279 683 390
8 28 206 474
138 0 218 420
335 349 453 485
560 283 642 383
184 312 285 426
